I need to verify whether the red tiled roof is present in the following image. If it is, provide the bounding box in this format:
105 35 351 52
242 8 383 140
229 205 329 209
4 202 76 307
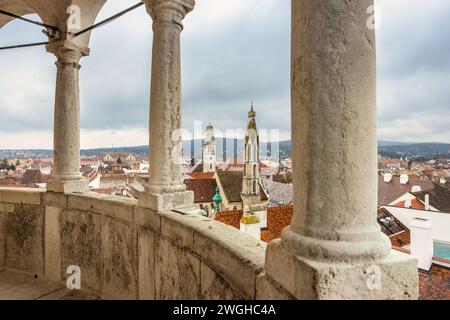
261 205 293 242
186 172 215 180
213 205 293 243
414 184 450 212
213 210 243 229
216 171 268 202
393 198 426 210
184 178 218 203
378 175 434 206
418 264 450 300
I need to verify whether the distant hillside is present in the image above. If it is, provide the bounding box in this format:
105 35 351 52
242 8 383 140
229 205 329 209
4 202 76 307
1 141 449 160
378 143 450 158
378 140 414 147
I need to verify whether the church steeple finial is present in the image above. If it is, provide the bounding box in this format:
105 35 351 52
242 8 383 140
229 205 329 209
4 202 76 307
248 101 256 119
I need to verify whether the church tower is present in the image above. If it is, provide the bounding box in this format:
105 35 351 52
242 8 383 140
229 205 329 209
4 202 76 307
203 122 216 172
241 103 261 212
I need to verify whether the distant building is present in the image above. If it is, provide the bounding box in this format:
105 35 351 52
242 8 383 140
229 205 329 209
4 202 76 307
202 122 216 173
102 153 138 164
241 104 262 213
378 173 435 207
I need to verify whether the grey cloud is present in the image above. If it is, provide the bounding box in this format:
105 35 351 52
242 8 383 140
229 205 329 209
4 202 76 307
0 0 449 145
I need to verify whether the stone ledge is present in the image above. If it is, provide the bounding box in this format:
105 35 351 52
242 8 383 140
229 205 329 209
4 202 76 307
1 191 269 300
161 211 216 250
0 188 44 205
255 273 296 300
134 207 162 233
193 219 266 299
67 193 137 223
265 239 419 300
43 192 68 208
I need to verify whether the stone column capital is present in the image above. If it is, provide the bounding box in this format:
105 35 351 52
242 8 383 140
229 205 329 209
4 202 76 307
144 0 195 29
46 40 90 67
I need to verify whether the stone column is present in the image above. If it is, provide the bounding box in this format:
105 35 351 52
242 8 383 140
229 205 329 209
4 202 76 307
46 40 89 193
264 0 419 299
139 0 195 212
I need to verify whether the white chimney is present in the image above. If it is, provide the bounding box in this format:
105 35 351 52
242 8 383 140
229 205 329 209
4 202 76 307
410 218 433 271
240 213 260 240
384 173 393 183
404 199 412 208
424 194 430 211
400 174 409 185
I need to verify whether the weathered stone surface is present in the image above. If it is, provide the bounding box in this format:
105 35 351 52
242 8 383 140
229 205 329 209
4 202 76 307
138 228 155 300
160 211 214 250
68 193 136 223
255 273 295 300
266 240 419 300
139 0 196 212
200 262 244 300
61 210 102 292
43 192 68 208
134 207 161 233
5 204 44 275
101 216 138 299
0 188 43 205
193 221 266 299
44 206 62 282
155 237 201 299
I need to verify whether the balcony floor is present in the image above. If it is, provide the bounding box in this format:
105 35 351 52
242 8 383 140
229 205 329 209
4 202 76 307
0 270 98 300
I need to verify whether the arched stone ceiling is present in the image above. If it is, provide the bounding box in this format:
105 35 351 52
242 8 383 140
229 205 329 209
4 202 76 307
0 0 108 48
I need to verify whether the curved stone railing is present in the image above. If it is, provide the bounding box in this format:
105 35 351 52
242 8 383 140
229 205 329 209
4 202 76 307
0 188 291 299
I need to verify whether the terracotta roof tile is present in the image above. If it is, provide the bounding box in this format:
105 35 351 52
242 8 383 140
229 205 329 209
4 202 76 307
184 178 218 203
378 175 434 206
261 205 293 242
418 264 450 300
216 171 268 202
186 172 215 180
393 198 426 210
213 205 293 243
213 210 243 229
414 183 450 212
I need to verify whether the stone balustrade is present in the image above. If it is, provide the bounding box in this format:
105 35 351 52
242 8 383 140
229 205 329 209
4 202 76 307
0 0 420 299
0 188 292 299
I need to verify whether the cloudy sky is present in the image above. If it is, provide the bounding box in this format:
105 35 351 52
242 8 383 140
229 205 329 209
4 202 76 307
0 0 449 149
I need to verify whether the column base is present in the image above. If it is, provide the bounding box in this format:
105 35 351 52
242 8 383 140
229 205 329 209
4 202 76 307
265 239 419 300
46 178 88 194
139 190 194 212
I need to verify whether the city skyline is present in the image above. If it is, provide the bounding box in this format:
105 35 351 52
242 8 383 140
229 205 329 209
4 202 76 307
1 0 450 149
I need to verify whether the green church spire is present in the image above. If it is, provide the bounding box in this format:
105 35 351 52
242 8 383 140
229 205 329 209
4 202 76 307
213 187 222 212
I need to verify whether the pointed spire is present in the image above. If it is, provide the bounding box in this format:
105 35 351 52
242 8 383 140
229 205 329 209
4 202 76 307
248 101 256 119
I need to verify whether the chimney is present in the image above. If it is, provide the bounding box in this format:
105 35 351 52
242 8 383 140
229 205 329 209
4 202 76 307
404 199 412 208
240 212 260 240
424 194 430 211
400 174 409 185
410 218 433 271
384 173 393 183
